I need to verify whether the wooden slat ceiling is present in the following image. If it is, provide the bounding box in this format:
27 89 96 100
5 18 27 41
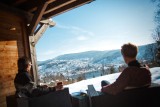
0 0 93 35
0 0 93 19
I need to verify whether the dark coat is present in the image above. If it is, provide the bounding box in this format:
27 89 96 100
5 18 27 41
14 71 55 97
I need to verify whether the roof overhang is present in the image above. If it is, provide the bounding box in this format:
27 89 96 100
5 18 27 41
0 0 93 35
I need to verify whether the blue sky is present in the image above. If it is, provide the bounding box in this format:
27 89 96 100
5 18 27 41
36 0 156 61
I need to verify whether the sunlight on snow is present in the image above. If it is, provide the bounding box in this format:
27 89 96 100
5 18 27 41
65 67 160 94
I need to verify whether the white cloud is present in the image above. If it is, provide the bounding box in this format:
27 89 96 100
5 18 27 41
71 26 94 37
77 35 88 41
54 22 70 29
55 22 95 41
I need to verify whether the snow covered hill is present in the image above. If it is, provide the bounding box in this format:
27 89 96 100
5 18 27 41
65 67 160 94
38 43 157 75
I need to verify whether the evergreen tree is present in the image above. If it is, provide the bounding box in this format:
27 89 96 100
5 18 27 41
110 66 115 74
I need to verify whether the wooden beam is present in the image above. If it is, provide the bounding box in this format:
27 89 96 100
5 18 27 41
29 36 39 84
46 0 57 4
40 19 56 26
43 0 93 18
18 0 56 13
28 18 55 84
28 0 56 12
28 1 49 36
34 19 55 44
34 24 49 45
12 0 27 6
44 0 76 14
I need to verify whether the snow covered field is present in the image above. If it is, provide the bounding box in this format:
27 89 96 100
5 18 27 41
65 67 160 94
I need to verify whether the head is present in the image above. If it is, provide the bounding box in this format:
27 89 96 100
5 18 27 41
121 43 138 64
18 56 32 72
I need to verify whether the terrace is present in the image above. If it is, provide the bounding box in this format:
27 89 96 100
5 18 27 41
1 0 160 107
0 0 93 107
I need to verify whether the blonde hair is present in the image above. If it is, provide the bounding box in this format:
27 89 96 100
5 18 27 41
121 43 138 58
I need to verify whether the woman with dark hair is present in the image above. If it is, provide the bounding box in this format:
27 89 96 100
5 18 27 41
14 56 63 97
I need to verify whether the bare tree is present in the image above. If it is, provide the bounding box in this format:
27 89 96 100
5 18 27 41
151 0 160 65
144 44 157 62
152 0 160 44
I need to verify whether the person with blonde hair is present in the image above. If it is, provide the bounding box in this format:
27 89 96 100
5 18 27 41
101 43 151 95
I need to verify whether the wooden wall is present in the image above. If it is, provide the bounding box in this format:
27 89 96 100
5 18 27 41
0 9 30 107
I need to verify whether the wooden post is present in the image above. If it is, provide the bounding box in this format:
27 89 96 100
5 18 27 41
29 35 39 84
29 20 55 84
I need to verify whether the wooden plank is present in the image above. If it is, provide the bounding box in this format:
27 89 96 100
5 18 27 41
26 0 56 12
34 24 49 44
0 3 33 23
0 56 18 60
12 0 27 6
0 20 21 30
0 45 17 51
28 1 49 35
0 33 19 40
0 10 23 22
0 81 15 88
44 0 93 18
0 63 17 69
0 81 12 89
0 87 15 96
3 75 16 80
0 27 21 34
0 69 17 76
29 36 39 84
0 52 18 57
46 0 57 4
0 102 6 107
0 41 17 45
44 0 76 14
0 96 6 103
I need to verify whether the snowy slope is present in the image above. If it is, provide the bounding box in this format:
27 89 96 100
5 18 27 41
65 67 160 94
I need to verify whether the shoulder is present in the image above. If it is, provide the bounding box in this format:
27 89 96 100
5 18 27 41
122 67 139 75
17 72 28 76
122 67 134 73
16 72 31 80
118 67 132 78
124 66 147 71
123 66 150 74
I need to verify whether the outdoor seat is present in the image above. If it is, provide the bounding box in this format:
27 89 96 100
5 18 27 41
6 88 72 107
87 83 160 107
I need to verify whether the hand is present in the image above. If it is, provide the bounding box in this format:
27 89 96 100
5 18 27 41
37 84 48 88
55 82 63 91
144 64 149 70
42 85 48 88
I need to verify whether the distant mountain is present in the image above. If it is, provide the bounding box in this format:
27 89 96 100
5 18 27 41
37 43 158 70
42 43 157 65
37 59 53 66
92 49 122 64
54 51 108 60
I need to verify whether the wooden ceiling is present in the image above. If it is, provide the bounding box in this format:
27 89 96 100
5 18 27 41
0 0 93 35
